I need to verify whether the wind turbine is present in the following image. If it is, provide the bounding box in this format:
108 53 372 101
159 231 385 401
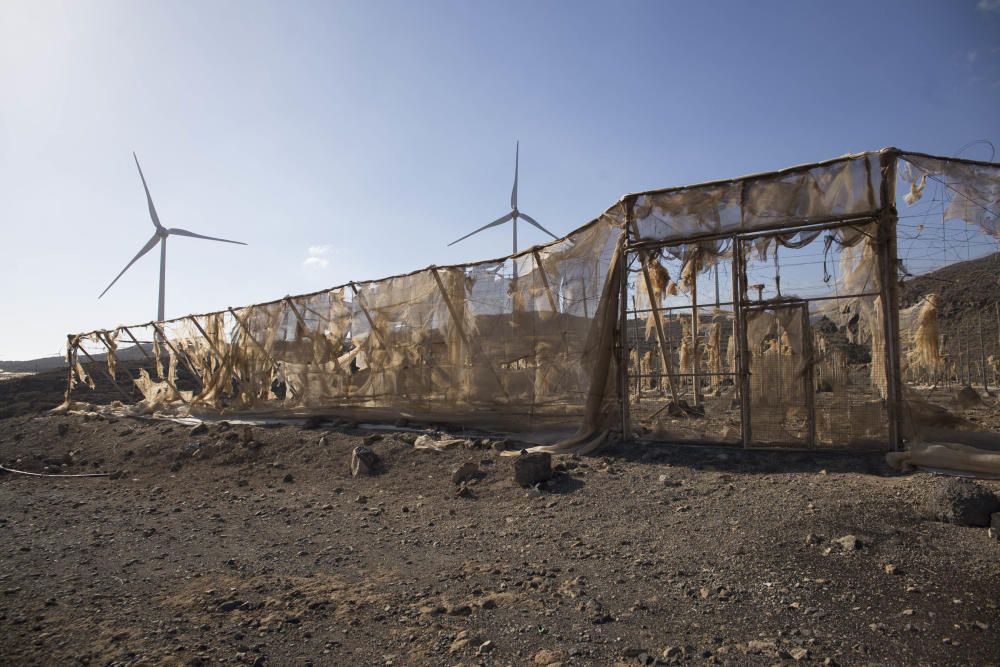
99 153 247 322
447 142 559 257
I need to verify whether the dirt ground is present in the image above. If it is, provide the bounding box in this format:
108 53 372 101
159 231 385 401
1 373 999 666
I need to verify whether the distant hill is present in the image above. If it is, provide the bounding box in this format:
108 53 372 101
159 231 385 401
0 353 67 373
0 344 152 374
900 251 1000 353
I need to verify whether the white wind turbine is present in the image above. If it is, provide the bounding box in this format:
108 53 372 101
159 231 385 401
99 153 247 322
448 142 559 259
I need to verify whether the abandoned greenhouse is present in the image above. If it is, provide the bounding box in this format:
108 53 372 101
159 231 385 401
62 147 1000 466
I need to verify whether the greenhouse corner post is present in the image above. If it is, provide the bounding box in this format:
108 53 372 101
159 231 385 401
878 150 903 452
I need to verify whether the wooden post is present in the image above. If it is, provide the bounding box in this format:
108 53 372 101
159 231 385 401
631 293 642 397
626 204 680 405
978 311 989 391
734 236 752 448
959 329 965 385
121 326 190 403
121 327 156 365
63 336 76 405
959 320 972 386
691 263 702 406
150 321 205 393
531 249 559 314
618 253 631 440
348 283 387 349
877 150 903 451
714 263 721 308
227 307 298 400
187 316 227 361
76 343 133 402
96 330 118 380
801 305 816 447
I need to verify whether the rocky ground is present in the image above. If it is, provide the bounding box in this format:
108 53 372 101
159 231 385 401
1 376 1000 666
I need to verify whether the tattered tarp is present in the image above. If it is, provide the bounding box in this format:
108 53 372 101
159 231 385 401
65 209 626 451
63 148 1000 456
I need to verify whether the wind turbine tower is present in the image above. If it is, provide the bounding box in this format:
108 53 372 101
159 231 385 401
99 153 247 322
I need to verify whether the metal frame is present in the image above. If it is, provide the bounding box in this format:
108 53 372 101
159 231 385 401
621 212 902 451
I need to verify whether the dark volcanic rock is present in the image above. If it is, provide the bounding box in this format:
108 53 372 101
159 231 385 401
351 446 379 477
927 478 1000 527
513 452 553 487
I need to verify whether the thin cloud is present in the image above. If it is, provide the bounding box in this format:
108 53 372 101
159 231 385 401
302 245 331 269
302 256 329 269
978 0 1000 11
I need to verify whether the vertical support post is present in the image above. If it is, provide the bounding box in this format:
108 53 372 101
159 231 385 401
801 305 816 447
877 150 903 452
958 322 963 385
618 248 631 441
691 265 702 406
966 318 973 386
714 264 721 308
733 235 752 448
630 294 641 397
63 335 76 406
979 311 989 391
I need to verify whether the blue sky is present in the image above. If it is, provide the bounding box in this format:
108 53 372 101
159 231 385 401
1 0 998 359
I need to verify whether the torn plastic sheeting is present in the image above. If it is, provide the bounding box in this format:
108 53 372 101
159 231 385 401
886 440 1000 478
899 154 1000 236
413 434 467 451
632 153 881 244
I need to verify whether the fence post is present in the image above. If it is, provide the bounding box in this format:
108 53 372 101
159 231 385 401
618 231 632 441
878 149 903 452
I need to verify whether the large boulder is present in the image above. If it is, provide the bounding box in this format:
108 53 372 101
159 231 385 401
513 452 553 487
927 478 1000 527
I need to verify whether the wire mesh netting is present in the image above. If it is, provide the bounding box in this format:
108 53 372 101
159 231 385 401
625 221 888 449
893 155 1000 436
64 148 1000 453
66 213 625 446
624 243 741 444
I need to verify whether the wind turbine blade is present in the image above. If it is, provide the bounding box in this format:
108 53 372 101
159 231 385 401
518 212 559 241
133 153 163 230
510 141 519 210
167 227 247 245
98 232 161 298
447 211 515 246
